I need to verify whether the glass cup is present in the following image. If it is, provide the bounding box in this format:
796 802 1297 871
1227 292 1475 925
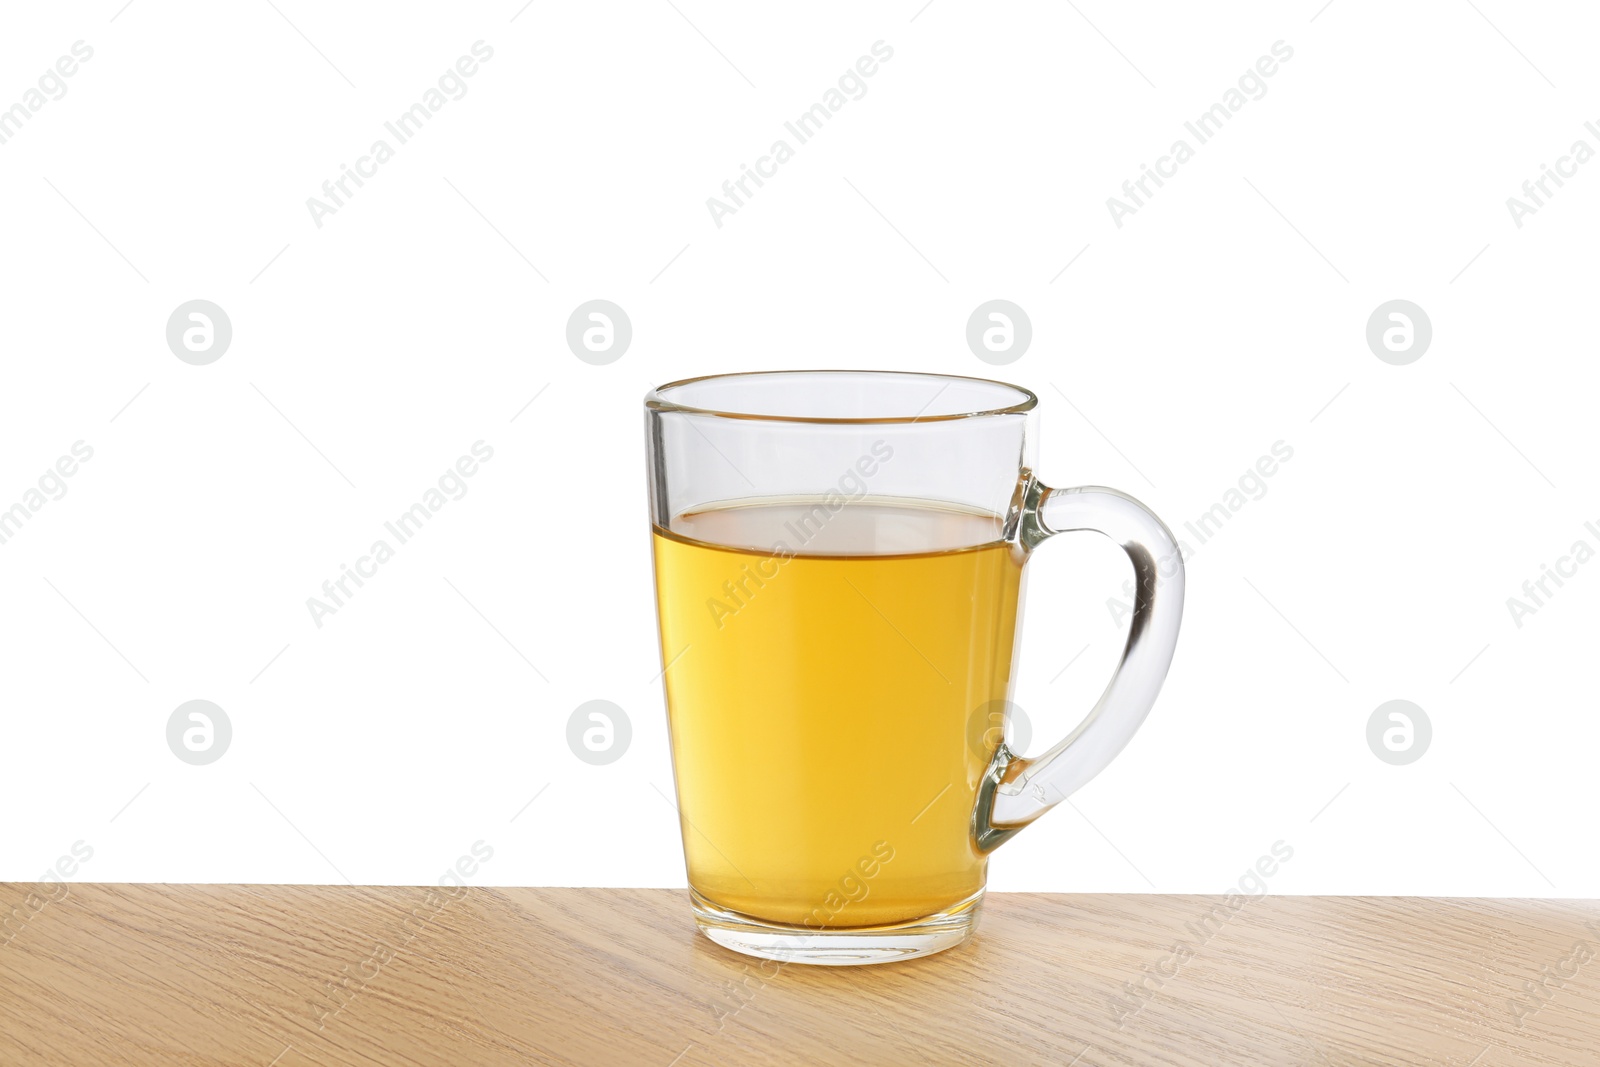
645 371 1184 964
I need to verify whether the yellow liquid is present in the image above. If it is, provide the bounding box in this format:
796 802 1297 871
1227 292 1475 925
652 499 1024 928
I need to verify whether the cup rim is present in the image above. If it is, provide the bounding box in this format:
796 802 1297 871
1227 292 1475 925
644 369 1038 425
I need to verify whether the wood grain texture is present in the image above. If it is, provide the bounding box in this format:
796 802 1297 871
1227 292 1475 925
1 885 1598 1066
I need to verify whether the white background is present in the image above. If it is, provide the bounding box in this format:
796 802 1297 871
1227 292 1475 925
1 0 1596 899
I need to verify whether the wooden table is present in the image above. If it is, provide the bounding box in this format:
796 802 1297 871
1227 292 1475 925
2 885 1597 1066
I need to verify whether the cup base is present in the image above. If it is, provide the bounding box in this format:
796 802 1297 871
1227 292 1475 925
689 887 983 966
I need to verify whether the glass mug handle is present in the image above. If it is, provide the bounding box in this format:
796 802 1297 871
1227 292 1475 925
974 476 1186 851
